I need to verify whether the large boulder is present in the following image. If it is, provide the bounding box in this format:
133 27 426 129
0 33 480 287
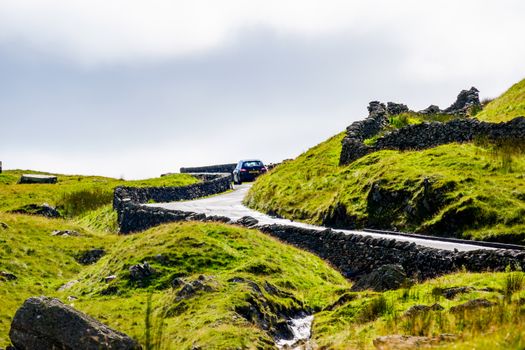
351 264 408 292
9 296 142 350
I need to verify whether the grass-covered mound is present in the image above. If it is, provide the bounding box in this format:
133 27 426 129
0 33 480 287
0 212 118 345
64 222 349 349
245 133 525 243
477 78 525 122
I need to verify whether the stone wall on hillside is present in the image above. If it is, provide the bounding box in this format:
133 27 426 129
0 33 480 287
340 116 525 165
113 173 232 233
339 86 524 165
180 163 237 174
114 202 525 280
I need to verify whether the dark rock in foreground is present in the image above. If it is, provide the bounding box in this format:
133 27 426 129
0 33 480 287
9 296 142 350
351 264 408 292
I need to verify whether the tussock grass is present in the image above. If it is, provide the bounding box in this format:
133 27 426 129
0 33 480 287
313 272 525 349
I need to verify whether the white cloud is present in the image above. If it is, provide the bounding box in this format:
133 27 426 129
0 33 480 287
1 0 523 72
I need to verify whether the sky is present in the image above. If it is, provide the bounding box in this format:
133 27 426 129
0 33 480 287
1 0 525 179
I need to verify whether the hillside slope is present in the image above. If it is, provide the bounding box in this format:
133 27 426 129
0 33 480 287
2 170 525 349
246 82 525 244
477 78 525 122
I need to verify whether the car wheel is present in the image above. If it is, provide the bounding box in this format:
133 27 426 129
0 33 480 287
233 173 241 185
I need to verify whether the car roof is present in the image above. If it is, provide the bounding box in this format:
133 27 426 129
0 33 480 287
240 159 263 162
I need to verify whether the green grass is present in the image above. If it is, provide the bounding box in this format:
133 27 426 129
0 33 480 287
477 78 525 122
3 167 525 349
312 271 525 349
246 134 525 243
0 212 118 343
33 221 347 349
0 170 198 217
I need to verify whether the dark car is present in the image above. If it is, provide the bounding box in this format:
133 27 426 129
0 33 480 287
233 159 267 184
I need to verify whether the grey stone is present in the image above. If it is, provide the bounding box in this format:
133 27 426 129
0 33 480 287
386 102 409 115
236 216 259 227
449 298 496 313
441 286 473 300
351 264 408 292
129 261 155 282
9 296 141 350
18 174 57 184
443 87 481 115
10 203 60 218
419 104 441 115
176 276 216 300
76 249 106 265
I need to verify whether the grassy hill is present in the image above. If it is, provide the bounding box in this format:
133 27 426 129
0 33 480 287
1 169 525 349
476 78 525 122
246 81 525 244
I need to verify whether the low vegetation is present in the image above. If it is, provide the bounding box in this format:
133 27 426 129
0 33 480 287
0 170 198 218
313 271 525 349
476 78 525 122
1 168 525 349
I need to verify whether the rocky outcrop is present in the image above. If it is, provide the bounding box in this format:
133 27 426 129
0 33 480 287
387 102 410 116
449 298 496 313
76 248 106 265
350 264 408 292
443 87 481 115
10 203 60 218
9 296 141 350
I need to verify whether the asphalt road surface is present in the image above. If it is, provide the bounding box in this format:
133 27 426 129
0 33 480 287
151 183 491 252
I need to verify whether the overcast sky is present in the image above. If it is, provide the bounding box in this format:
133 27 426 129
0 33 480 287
1 0 525 179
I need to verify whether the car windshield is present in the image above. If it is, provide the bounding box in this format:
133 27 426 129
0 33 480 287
242 161 263 168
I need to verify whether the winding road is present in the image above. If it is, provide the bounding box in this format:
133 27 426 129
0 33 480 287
148 183 501 252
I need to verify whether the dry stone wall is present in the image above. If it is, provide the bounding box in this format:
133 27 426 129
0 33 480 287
180 163 237 174
339 87 525 165
114 173 232 233
114 201 525 280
